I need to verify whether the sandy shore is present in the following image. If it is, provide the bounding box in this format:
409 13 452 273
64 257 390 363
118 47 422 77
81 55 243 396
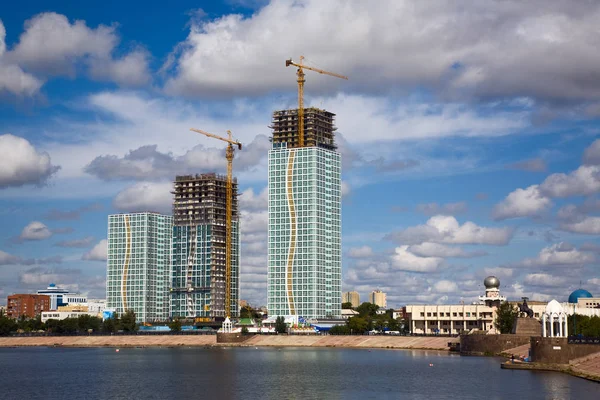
0 335 452 350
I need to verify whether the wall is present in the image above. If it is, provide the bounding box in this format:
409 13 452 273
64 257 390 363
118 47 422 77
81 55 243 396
216 333 254 343
460 334 530 356
530 337 600 364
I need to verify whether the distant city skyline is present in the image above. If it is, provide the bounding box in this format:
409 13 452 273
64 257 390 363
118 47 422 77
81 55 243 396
1 1 600 308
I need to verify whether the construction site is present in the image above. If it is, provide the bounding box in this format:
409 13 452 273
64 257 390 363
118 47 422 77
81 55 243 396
270 107 337 150
170 173 240 322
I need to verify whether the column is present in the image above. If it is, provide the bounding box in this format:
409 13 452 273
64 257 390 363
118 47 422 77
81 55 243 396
558 314 563 337
412 319 415 334
550 316 554 337
542 313 546 337
564 315 568 337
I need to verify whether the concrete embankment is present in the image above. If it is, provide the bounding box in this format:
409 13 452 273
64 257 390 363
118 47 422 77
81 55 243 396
0 335 451 350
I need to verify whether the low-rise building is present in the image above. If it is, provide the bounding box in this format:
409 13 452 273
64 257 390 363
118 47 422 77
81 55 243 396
341 309 359 319
406 276 547 335
41 311 101 323
37 284 70 310
7 294 51 319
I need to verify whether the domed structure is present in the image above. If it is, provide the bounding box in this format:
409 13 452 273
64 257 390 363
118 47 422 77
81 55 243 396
568 289 593 304
484 276 500 289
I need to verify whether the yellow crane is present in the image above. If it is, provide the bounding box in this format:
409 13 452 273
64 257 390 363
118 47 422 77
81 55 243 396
285 56 348 147
190 128 242 319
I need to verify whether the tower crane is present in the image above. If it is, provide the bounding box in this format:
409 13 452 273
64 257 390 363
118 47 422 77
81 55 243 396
190 128 242 320
285 56 348 147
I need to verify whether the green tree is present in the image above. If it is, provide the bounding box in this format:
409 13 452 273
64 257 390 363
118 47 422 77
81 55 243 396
495 302 519 334
348 316 368 333
275 316 287 334
329 325 350 335
356 302 379 318
77 315 101 332
0 314 17 336
241 326 249 335
342 302 354 309
121 310 138 332
169 319 182 332
102 317 118 333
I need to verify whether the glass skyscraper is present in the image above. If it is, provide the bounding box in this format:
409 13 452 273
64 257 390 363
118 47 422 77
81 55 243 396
106 212 172 322
267 108 342 319
170 174 240 320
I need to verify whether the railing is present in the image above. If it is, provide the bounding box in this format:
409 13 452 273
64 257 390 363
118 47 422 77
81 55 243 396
567 336 600 345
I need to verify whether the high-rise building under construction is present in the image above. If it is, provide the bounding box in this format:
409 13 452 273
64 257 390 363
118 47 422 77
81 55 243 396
267 107 342 319
170 173 240 319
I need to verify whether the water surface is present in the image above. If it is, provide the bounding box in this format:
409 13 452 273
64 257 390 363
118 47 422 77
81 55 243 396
0 347 598 399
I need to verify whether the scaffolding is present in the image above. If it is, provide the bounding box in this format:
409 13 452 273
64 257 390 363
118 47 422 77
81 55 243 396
171 173 239 319
269 108 337 150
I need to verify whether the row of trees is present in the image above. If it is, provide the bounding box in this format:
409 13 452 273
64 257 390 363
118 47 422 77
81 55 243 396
330 302 406 335
0 310 138 336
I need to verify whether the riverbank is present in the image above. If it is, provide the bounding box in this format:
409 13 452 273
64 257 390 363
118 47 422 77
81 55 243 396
499 350 600 384
0 335 452 350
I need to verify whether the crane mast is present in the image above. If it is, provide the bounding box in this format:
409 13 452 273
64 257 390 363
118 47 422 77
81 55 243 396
285 56 348 148
190 128 242 320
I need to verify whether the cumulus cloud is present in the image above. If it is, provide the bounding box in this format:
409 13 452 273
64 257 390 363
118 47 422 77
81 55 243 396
348 246 373 258
522 242 594 267
85 135 270 181
0 20 43 96
539 165 600 198
239 187 268 211
0 250 21 265
7 12 150 86
0 134 60 189
83 239 107 261
112 181 173 213
386 215 513 246
390 246 444 272
507 158 547 172
416 202 467 216
408 242 487 258
524 273 565 287
492 185 551 220
19 221 52 241
164 0 600 106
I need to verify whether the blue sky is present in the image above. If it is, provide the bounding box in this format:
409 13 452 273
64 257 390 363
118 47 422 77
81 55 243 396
1 0 600 307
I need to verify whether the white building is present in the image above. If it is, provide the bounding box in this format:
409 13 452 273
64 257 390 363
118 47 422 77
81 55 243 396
41 311 101 323
37 284 70 310
406 276 547 335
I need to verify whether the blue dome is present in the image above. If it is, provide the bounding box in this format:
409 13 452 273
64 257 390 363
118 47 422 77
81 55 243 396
568 289 593 304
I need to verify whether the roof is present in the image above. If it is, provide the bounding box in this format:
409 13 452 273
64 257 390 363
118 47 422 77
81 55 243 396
237 318 255 326
545 299 565 315
569 289 593 303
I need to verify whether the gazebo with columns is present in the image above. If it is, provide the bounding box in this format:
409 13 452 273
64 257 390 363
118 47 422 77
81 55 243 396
542 299 568 338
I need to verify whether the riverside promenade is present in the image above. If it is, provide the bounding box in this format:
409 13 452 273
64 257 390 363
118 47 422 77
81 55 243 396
0 335 451 350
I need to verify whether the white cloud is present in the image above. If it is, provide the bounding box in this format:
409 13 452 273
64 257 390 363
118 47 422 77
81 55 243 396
560 216 600 235
492 184 552 220
112 181 172 213
7 12 150 86
83 239 107 261
408 242 486 258
524 273 564 287
164 0 600 104
0 20 43 96
433 280 458 293
341 181 351 198
387 215 513 245
0 134 60 188
239 187 268 211
348 246 373 258
19 221 52 241
540 165 600 198
522 242 594 267
55 236 95 248
0 250 21 265
583 139 600 166
390 245 444 272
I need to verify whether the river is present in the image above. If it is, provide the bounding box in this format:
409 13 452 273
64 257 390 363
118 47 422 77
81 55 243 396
0 347 598 399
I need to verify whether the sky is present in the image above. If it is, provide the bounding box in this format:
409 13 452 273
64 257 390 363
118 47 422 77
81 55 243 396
1 0 600 308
